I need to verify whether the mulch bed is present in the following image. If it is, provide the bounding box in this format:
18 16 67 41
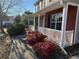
0 35 12 59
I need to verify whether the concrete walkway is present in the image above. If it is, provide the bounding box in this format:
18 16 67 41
68 54 79 59
9 38 37 59
9 37 79 59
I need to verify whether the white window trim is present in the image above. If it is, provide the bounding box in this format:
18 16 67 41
50 13 62 30
34 17 35 30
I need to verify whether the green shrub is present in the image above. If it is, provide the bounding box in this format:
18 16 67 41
7 26 15 36
7 24 25 37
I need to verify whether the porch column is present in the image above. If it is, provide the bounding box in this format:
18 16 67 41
38 15 40 30
61 5 68 47
28 19 29 27
34 16 35 31
43 16 45 27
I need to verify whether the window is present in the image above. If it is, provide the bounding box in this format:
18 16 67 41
41 0 43 9
35 17 38 27
29 19 34 25
43 0 45 7
49 0 52 2
37 3 40 11
50 12 62 30
39 16 44 27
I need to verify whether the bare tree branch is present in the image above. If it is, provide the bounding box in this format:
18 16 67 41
0 0 22 27
0 0 22 13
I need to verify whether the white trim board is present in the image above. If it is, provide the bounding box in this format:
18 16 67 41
74 6 79 44
68 2 79 7
60 4 68 47
61 2 79 47
34 17 35 30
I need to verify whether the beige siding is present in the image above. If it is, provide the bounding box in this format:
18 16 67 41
63 0 79 4
39 1 41 10
38 27 74 47
38 27 61 45
35 0 60 12
35 5 38 12
64 31 74 47
47 0 59 6
35 0 79 12
69 0 79 4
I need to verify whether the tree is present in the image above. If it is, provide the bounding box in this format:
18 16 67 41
0 0 22 28
14 15 21 24
21 11 33 28
22 11 33 16
21 15 28 28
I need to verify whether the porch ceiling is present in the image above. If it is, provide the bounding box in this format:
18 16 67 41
34 1 64 16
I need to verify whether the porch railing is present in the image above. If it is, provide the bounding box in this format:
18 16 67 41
38 27 61 45
29 26 74 47
38 27 74 47
65 31 74 47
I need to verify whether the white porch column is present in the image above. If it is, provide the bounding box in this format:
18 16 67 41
34 16 35 31
28 19 29 27
38 15 40 30
43 16 45 27
61 4 68 47
43 0 44 8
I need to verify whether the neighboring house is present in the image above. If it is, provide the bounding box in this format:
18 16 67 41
24 14 35 31
25 14 34 26
3 16 14 26
33 0 79 47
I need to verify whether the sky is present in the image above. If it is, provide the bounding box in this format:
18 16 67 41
7 0 37 16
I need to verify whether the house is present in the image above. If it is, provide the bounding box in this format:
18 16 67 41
3 16 14 27
33 0 79 47
27 14 35 31
25 14 34 26
22 14 35 30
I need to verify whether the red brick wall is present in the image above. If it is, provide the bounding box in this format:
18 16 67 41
66 5 77 30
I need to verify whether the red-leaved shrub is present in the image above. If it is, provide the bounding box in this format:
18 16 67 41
26 30 66 59
33 41 56 59
26 31 47 46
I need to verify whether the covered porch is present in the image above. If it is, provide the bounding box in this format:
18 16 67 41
33 2 79 47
